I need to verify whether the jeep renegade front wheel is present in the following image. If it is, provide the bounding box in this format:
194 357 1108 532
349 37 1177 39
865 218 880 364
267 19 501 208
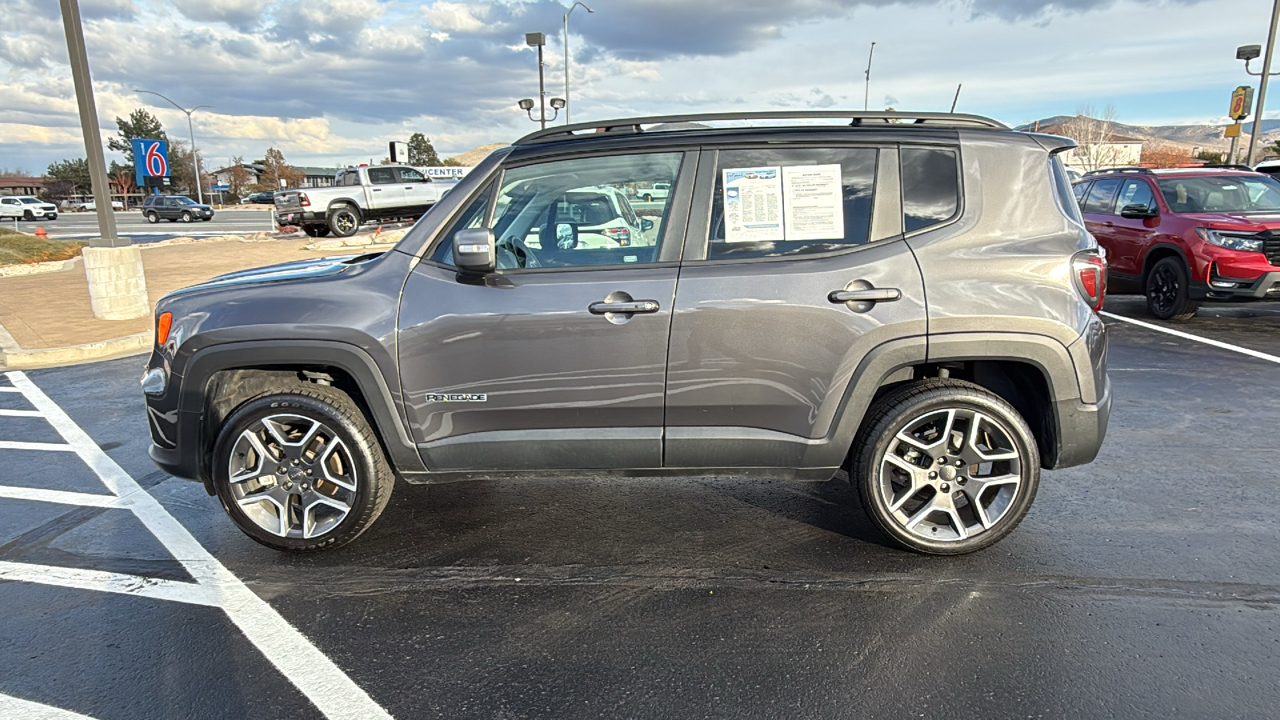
851 379 1040 555
212 385 394 552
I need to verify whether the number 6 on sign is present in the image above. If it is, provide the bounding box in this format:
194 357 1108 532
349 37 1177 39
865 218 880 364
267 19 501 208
130 138 170 186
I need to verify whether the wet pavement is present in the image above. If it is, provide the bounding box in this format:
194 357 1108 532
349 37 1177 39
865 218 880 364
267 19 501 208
1 297 1278 719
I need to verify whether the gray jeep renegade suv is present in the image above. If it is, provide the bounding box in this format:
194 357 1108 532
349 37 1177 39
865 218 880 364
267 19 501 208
142 111 1110 555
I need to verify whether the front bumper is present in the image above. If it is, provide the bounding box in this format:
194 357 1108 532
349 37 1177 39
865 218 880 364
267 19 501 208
1191 270 1280 301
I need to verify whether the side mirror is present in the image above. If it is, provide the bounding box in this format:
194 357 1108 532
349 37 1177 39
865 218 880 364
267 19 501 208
641 218 654 231
453 227 495 273
554 222 579 250
1120 204 1157 219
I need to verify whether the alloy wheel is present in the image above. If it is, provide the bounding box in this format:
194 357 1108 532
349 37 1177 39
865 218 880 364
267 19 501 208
878 407 1022 543
333 210 357 235
226 413 358 540
1148 264 1179 315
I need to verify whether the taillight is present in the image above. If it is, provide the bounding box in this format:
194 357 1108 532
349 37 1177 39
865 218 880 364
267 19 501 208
1072 251 1107 312
298 192 310 207
604 227 630 246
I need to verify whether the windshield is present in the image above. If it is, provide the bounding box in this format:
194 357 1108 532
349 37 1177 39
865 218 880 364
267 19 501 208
174 196 197 205
19 197 41 204
1156 175 1280 213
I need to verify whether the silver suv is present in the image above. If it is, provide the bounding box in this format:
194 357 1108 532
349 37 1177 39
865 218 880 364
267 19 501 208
142 111 1110 555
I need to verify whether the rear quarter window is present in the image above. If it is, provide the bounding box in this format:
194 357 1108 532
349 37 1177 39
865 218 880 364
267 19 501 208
901 147 960 233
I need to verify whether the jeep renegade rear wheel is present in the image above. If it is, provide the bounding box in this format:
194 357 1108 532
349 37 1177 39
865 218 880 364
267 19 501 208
852 379 1040 555
1145 256 1198 321
212 385 394 552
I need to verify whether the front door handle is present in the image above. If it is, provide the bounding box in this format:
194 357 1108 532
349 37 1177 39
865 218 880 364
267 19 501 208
589 300 660 314
828 288 901 303
372 188 383 192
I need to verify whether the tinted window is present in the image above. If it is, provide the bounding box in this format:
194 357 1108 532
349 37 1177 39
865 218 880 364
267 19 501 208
1083 178 1121 215
1156 175 1280 213
367 168 396 185
1072 180 1091 207
488 152 683 269
398 168 427 183
708 147 877 260
430 183 493 265
1116 179 1157 214
1050 156 1084 224
901 147 960 233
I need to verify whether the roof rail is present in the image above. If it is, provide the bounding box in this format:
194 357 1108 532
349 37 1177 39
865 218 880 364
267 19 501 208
1199 163 1256 171
1081 167 1154 177
514 110 1009 145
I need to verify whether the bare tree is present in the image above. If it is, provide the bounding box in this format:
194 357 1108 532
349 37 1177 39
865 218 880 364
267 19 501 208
1059 105 1128 172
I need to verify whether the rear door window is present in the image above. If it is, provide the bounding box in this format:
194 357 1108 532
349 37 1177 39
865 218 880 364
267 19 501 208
398 168 427 183
367 168 397 185
1083 178 1122 215
706 147 878 260
1116 179 1156 214
901 147 960 233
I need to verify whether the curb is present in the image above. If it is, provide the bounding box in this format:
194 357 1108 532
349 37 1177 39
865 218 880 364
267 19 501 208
0 256 81 278
0 322 150 370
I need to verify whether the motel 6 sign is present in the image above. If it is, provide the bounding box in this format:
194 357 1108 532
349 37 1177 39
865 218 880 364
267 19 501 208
131 138 169 186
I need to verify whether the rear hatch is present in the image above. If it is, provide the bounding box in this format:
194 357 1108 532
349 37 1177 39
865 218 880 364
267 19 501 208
274 190 307 215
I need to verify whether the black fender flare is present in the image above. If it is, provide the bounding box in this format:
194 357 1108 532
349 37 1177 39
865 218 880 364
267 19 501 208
177 340 425 492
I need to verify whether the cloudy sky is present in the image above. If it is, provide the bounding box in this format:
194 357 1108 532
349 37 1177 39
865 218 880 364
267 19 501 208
0 0 1268 175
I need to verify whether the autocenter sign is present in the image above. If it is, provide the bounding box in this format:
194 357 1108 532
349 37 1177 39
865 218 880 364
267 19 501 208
422 167 471 179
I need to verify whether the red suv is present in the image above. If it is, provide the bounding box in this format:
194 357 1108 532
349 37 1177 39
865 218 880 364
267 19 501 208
1072 167 1280 320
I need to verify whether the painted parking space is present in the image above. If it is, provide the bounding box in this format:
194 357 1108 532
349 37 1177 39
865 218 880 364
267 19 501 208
0 371 389 719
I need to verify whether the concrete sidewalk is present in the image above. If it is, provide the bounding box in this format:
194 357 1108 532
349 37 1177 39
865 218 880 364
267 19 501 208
0 234 395 369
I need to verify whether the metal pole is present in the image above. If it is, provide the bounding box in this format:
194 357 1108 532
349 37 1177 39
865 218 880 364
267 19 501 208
563 13 571 125
950 83 962 113
1247 0 1280 165
1228 132 1241 165
538 44 547 130
865 41 875 111
185 111 202 204
59 0 122 247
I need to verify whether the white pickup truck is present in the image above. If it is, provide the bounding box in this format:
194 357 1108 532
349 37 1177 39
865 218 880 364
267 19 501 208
274 164 454 238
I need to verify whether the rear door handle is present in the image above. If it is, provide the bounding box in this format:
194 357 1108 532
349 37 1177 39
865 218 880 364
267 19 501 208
589 300 660 314
828 288 901 303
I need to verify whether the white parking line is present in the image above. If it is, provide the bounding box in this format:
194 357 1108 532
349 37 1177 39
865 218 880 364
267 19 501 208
0 409 42 417
0 692 98 720
1101 311 1280 365
0 561 219 607
0 485 122 508
0 441 75 452
1 371 393 720
0 387 20 393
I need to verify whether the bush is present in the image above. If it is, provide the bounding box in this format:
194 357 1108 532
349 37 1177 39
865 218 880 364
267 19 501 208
0 229 87 265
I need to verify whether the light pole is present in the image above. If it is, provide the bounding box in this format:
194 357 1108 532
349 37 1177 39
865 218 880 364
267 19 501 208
865 40 875 110
136 89 211 203
1239 0 1280 166
563 2 593 125
518 97 566 127
525 32 550 129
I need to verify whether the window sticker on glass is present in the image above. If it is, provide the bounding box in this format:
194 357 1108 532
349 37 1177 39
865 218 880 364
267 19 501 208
781 164 844 241
723 166 784 242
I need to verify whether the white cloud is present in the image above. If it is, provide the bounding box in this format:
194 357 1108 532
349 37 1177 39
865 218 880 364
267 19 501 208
422 1 494 33
169 0 265 27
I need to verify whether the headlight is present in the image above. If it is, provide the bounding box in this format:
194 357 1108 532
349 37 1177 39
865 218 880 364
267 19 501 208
1197 228 1264 252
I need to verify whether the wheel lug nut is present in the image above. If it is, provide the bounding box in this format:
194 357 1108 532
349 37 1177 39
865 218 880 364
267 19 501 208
955 459 964 467
940 483 950 492
958 478 967 485
277 465 288 474
938 456 947 465
929 471 938 479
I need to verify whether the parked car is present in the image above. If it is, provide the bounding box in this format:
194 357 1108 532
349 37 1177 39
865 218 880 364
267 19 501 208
77 199 124 211
1253 159 1280 178
274 164 450 238
142 194 215 223
1 195 58 220
638 182 671 202
241 192 276 205
1072 166 1280 320
526 186 655 249
142 110 1110 555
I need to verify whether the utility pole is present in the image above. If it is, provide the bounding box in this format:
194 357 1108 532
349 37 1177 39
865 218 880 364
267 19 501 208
526 32 548 130
59 0 149 321
865 40 875 110
1245 0 1280 165
562 3 593 125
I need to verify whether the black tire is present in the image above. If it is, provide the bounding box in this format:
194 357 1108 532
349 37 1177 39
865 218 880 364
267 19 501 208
146 212 159 224
328 205 360 237
642 194 652 202
314 226 330 237
302 225 320 237
211 384 395 552
1145 256 1198 321
22 210 33 221
202 217 212 222
180 211 193 223
850 379 1040 555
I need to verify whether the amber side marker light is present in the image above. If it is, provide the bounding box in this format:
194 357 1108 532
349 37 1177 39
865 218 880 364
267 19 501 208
156 312 173 345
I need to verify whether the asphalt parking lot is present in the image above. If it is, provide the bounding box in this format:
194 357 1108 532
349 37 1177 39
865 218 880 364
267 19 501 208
8 208 277 242
2 296 1279 719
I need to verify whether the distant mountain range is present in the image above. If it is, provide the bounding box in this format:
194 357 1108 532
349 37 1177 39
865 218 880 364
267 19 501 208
1018 115 1280 154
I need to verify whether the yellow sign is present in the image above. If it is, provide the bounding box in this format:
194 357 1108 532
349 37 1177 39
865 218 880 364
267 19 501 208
1225 123 1242 138
1230 86 1254 121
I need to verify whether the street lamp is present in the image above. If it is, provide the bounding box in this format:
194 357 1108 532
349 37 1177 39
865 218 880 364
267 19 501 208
518 97 565 125
525 32 550 130
135 89 211 203
563 2 593 125
1237 0 1280 165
